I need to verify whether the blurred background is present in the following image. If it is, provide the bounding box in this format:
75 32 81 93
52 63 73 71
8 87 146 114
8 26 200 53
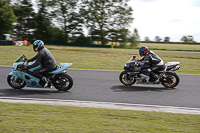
0 0 199 47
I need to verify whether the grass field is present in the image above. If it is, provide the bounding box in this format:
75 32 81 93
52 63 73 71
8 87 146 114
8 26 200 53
1 43 200 74
0 102 200 133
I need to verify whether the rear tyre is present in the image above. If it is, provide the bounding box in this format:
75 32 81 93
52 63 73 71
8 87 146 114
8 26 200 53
7 75 26 89
119 71 136 86
53 73 73 91
161 72 180 88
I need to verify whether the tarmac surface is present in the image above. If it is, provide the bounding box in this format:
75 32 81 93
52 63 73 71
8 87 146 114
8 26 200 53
1 66 200 114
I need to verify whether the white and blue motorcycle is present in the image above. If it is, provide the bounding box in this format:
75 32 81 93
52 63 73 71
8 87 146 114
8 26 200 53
7 55 73 91
119 56 180 88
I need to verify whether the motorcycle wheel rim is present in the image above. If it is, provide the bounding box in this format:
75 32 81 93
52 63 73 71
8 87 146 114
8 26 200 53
121 74 135 85
163 75 177 87
10 76 25 87
55 77 70 89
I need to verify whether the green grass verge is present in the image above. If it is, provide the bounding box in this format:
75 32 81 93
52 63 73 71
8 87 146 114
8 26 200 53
0 102 200 133
1 44 200 74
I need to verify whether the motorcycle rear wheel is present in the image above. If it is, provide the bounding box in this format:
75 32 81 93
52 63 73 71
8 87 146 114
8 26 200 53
53 73 73 91
7 75 26 89
119 71 136 86
161 72 180 88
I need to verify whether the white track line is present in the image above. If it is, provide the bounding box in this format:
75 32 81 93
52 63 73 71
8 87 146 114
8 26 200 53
0 97 200 115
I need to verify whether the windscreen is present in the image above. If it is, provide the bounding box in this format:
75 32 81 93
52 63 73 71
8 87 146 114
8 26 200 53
15 55 26 63
126 56 135 63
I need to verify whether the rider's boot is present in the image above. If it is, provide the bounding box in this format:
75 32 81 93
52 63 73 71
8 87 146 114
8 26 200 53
153 74 159 83
41 77 48 88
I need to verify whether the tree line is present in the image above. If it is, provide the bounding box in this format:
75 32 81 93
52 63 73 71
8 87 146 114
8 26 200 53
145 35 196 43
0 0 140 46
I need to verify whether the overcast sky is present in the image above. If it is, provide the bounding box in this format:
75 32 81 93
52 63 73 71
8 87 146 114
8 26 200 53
129 0 200 42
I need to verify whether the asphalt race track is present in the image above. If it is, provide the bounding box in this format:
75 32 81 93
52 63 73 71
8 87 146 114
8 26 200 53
1 66 200 109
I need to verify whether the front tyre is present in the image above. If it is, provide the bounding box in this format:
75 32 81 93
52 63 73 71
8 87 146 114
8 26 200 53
53 73 73 91
7 75 26 89
119 71 136 86
161 72 180 88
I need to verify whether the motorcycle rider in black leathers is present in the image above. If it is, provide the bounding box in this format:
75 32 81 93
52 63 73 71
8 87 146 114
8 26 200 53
25 40 57 87
138 46 165 83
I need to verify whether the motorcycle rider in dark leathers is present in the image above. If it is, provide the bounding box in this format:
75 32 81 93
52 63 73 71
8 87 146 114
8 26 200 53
24 40 57 87
138 46 165 83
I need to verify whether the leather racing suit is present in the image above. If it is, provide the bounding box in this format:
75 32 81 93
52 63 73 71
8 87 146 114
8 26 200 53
140 50 165 80
27 47 57 79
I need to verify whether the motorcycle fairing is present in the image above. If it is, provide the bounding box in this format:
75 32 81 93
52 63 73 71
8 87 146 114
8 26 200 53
48 63 73 74
165 62 180 71
10 61 42 88
9 69 42 88
124 62 150 71
124 62 134 70
28 62 73 74
165 62 180 67
27 62 42 72
15 55 26 63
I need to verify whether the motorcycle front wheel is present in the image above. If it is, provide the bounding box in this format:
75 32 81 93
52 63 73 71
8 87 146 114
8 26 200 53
53 73 73 91
7 75 26 89
119 71 136 86
161 72 180 88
